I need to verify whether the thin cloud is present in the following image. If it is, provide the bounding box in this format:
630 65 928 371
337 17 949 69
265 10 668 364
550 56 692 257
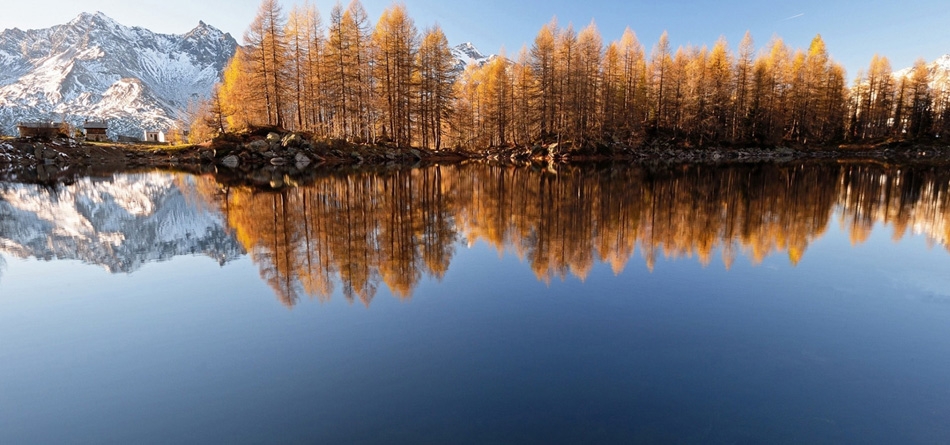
782 13 806 21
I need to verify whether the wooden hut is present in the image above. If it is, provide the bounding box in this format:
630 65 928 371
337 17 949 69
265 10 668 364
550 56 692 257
83 121 109 142
17 122 64 139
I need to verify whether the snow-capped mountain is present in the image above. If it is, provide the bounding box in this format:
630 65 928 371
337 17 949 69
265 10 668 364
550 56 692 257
0 12 237 138
451 42 495 74
894 54 950 89
0 173 244 273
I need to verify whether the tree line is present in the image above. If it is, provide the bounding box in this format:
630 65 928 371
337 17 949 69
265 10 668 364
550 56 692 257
197 0 950 151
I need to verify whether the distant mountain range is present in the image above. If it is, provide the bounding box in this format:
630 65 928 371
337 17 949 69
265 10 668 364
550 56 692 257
0 12 496 139
0 12 238 138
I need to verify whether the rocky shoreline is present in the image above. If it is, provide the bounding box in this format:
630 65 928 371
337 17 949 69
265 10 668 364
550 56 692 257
2 130 950 186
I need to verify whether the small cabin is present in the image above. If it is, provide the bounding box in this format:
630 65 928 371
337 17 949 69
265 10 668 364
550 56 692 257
143 130 165 143
83 121 109 142
17 122 64 139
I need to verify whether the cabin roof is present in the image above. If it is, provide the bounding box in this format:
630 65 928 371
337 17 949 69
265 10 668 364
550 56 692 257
84 122 108 129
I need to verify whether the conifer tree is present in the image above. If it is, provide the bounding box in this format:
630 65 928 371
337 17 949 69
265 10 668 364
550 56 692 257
650 31 672 132
244 0 289 128
530 19 558 138
372 4 419 147
416 26 456 150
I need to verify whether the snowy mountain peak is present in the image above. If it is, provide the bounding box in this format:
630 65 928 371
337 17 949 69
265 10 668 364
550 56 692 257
0 12 237 138
894 53 950 92
455 42 485 60
451 42 494 74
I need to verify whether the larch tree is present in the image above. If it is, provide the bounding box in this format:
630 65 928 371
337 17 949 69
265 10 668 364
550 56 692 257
530 18 558 138
706 37 733 144
484 53 512 146
219 51 253 131
650 31 672 132
601 41 622 137
285 4 310 130
576 21 604 143
302 3 326 135
555 24 578 143
416 25 456 150
732 32 754 142
244 0 289 128
372 4 419 147
511 47 538 146
617 28 648 141
325 0 372 141
907 58 933 139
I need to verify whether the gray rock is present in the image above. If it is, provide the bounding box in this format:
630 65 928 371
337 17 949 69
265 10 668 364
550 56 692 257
248 140 269 152
294 152 311 168
221 155 240 168
266 132 281 143
270 157 287 166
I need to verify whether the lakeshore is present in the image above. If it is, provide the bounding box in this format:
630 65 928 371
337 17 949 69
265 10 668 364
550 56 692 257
2 131 950 186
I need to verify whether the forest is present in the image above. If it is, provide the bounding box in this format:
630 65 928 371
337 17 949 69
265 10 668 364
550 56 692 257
196 0 950 152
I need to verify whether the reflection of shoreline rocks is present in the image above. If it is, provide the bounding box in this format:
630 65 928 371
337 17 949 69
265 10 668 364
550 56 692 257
0 173 244 273
194 162 950 307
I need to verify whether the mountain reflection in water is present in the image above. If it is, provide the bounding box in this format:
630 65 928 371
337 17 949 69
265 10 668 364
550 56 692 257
2 162 949 306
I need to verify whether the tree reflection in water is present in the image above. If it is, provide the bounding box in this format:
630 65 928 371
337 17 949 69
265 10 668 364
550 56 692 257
193 163 950 307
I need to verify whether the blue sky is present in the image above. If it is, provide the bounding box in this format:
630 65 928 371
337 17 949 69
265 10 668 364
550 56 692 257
2 0 949 77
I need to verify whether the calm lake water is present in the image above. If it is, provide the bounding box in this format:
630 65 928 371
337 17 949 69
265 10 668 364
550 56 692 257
2 162 950 443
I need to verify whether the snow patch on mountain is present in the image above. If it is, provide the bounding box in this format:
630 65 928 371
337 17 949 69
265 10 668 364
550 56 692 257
0 12 237 138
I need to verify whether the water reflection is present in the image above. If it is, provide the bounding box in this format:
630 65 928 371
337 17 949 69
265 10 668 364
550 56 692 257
185 162 950 307
0 173 243 273
1 164 948 304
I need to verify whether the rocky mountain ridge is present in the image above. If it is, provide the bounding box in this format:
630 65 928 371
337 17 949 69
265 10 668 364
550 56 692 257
0 12 238 138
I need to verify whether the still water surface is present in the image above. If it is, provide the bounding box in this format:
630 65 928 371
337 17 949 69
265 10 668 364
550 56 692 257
2 163 950 443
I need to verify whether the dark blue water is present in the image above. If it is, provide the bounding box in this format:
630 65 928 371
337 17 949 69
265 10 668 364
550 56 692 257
1 164 949 443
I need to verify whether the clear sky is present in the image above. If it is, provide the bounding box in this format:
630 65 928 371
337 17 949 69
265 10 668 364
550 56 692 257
2 0 949 77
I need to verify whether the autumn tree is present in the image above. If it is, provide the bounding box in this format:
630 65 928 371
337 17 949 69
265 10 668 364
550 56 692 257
326 0 373 141
617 28 648 141
416 25 456 150
219 52 253 131
650 31 672 133
244 0 289 128
530 18 559 138
285 3 324 131
906 58 934 138
372 4 419 147
732 32 754 141
575 22 604 144
510 47 537 145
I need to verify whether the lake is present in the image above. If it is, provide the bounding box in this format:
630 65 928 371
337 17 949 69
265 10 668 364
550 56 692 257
2 162 950 443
